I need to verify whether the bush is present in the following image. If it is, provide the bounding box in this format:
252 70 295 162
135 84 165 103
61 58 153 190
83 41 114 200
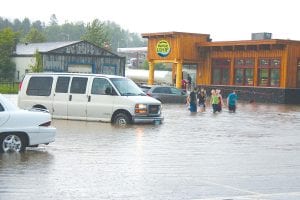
0 82 19 94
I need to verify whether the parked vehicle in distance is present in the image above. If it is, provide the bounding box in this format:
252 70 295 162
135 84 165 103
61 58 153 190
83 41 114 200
146 85 188 104
138 84 152 93
18 73 163 126
0 94 56 153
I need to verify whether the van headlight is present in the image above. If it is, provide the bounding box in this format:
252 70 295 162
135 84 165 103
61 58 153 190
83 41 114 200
135 104 147 114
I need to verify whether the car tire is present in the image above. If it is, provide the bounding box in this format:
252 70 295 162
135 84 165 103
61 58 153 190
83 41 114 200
113 113 131 127
0 133 26 153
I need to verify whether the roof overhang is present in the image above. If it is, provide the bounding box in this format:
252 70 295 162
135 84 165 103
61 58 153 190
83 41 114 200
197 39 300 47
142 31 210 38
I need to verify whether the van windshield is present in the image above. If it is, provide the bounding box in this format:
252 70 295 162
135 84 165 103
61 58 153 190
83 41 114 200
110 78 146 96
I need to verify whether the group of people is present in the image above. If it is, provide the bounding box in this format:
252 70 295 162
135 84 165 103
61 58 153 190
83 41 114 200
186 88 238 113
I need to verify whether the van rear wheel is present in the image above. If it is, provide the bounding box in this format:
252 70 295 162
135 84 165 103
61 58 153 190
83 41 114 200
113 113 130 127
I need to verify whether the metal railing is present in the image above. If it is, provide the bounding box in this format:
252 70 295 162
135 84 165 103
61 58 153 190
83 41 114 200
0 81 19 94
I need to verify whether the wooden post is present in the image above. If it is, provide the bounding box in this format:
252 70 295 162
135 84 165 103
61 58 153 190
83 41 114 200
172 63 177 86
176 62 183 89
254 54 258 86
148 61 154 85
230 55 235 85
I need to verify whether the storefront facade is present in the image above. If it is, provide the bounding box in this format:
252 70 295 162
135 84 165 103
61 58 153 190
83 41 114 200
142 32 300 104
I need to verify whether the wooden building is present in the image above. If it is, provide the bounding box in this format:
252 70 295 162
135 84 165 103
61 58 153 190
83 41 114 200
142 32 300 104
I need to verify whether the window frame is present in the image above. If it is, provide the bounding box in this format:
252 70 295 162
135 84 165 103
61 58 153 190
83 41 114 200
70 77 88 94
234 58 254 86
258 58 281 87
211 59 230 85
26 77 53 96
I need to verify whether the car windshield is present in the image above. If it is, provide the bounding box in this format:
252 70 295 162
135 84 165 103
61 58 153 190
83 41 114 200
110 78 146 96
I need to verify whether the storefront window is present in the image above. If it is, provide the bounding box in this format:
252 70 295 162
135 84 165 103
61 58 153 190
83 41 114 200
222 68 229 85
258 58 280 87
259 68 269 86
212 59 230 85
245 69 254 85
270 69 280 86
234 58 254 86
235 68 243 85
212 68 221 85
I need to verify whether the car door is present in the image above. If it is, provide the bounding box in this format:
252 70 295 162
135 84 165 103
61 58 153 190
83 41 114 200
170 87 186 103
152 87 169 103
52 76 70 119
86 77 116 121
0 102 10 127
67 76 89 120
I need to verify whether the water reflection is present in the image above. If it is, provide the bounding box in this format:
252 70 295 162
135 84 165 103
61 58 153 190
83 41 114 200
1 95 300 199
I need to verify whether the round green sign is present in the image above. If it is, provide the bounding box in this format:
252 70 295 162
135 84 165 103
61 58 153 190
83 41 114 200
156 40 171 57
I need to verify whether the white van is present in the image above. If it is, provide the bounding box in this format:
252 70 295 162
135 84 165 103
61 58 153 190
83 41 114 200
18 73 163 126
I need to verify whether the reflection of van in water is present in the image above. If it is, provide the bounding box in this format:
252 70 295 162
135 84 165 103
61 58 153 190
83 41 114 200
18 73 163 126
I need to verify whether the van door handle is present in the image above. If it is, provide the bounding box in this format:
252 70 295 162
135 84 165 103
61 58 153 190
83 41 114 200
69 95 72 101
88 95 91 102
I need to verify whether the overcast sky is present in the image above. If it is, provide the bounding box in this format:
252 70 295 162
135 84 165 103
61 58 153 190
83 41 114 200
1 0 299 41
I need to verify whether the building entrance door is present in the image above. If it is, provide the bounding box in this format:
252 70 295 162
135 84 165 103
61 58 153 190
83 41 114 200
183 64 197 90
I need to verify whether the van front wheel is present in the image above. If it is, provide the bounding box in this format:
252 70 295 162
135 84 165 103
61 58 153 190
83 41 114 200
113 113 130 126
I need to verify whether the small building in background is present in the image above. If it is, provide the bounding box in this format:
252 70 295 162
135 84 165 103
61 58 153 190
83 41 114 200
117 47 147 69
12 40 126 81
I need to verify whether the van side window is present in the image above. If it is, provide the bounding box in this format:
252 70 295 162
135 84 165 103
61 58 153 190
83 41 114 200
55 77 70 93
70 77 88 94
26 77 53 96
0 103 4 112
91 78 113 95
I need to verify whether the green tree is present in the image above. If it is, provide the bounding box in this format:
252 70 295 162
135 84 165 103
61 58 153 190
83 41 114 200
29 50 43 72
0 28 16 80
49 14 58 26
81 19 109 48
23 28 46 43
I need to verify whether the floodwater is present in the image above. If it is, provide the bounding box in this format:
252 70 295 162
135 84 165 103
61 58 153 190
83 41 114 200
1 95 300 200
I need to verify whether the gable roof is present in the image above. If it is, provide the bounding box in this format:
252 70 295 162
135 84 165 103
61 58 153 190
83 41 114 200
15 41 80 55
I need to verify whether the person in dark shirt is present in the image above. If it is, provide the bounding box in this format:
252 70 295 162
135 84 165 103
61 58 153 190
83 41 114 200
189 87 197 113
197 88 207 112
187 74 192 91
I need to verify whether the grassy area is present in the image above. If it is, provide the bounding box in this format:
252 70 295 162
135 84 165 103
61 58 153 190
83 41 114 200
0 82 19 94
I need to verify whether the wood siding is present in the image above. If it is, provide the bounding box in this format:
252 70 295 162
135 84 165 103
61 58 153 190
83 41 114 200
286 44 300 88
144 32 209 63
143 32 300 89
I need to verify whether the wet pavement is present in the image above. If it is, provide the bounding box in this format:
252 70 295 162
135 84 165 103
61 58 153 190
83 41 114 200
1 95 300 200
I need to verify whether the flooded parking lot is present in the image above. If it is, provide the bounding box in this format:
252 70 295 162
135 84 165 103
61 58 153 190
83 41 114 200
1 95 300 200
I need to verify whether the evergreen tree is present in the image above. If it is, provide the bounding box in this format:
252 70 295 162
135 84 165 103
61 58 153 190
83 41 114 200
0 28 16 80
81 19 109 48
23 28 46 43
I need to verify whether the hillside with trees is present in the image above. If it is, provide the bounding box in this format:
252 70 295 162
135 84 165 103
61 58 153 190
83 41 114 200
0 15 147 52
0 15 147 80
